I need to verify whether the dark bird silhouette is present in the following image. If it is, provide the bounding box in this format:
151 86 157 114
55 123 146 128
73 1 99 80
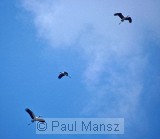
58 71 71 79
25 108 45 125
114 13 132 24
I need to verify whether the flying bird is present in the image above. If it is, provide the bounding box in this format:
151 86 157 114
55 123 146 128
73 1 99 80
58 71 71 79
114 13 132 24
25 108 45 125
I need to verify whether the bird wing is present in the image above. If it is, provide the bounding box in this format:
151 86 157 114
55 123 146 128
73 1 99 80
25 108 35 119
58 73 64 79
114 13 124 19
37 118 45 122
126 17 132 23
64 72 68 76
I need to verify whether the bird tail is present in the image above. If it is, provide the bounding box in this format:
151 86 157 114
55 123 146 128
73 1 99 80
28 122 32 125
28 120 34 125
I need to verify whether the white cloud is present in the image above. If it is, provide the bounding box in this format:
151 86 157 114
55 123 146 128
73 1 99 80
21 0 159 132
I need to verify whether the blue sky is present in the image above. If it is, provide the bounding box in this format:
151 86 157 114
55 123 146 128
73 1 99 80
0 0 160 139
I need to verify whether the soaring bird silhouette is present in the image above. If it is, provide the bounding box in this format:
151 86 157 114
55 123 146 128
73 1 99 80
25 108 45 125
58 71 71 79
114 13 132 24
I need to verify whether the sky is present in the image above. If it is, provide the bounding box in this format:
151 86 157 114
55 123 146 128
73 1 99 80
0 0 160 139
